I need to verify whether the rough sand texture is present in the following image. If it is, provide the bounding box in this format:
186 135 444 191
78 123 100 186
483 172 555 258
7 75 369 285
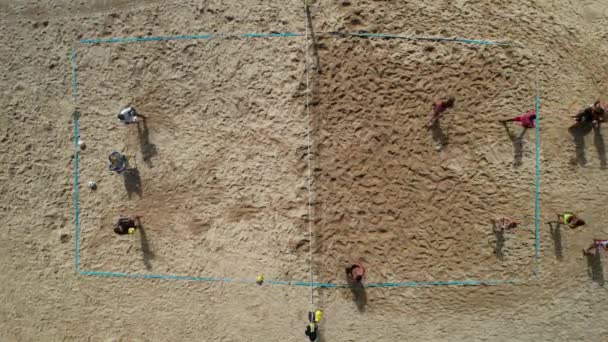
1 0 608 341
311 38 536 284
77 39 310 280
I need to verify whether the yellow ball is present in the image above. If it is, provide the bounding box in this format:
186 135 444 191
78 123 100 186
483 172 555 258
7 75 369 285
256 274 264 284
128 227 136 234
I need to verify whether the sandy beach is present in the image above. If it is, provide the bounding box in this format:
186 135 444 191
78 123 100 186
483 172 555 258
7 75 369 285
1 0 607 341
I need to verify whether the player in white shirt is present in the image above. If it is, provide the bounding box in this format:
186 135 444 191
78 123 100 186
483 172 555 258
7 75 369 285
118 106 140 124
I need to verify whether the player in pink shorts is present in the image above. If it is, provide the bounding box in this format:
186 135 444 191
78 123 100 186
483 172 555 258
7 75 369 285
501 109 537 129
583 239 608 255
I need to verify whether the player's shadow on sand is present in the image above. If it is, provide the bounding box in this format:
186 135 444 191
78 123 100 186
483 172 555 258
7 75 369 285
569 124 592 167
429 123 448 151
136 118 158 168
593 125 607 169
493 228 505 260
502 122 527 167
137 218 154 270
350 284 367 312
316 330 326 342
547 222 563 260
123 168 142 199
585 251 604 286
491 220 507 260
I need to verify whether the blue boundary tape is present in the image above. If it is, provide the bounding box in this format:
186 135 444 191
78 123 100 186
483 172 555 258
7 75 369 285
79 33 301 44
77 31 514 46
79 270 516 288
534 80 541 262
72 32 522 288
322 32 514 46
240 33 301 38
71 46 80 273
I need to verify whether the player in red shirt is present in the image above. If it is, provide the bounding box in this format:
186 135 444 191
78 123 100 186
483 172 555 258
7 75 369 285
427 96 455 129
501 109 537 128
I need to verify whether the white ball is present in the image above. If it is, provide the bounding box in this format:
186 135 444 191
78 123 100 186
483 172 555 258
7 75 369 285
78 140 86 150
88 181 96 189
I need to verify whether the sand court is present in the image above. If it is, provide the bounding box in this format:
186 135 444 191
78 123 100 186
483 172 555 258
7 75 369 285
310 38 539 284
72 34 540 286
75 38 312 281
2 1 608 340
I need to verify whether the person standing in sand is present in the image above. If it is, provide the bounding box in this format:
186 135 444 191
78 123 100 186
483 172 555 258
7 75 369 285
571 101 605 128
589 100 605 124
305 322 319 341
583 239 608 255
492 217 518 232
550 212 585 229
427 96 455 129
500 109 536 129
346 262 365 284
118 106 142 125
108 151 129 174
114 215 139 235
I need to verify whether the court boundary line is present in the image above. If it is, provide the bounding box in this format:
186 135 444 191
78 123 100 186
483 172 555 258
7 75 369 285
77 31 517 46
71 31 531 288
534 78 541 276
71 46 80 273
79 270 519 288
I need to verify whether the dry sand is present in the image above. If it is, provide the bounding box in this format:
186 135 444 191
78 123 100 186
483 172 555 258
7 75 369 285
1 0 607 341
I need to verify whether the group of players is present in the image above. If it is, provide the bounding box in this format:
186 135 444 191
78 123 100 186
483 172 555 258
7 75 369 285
428 97 608 260
98 101 606 342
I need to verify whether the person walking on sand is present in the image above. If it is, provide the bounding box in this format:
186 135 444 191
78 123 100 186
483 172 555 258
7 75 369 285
114 215 139 235
346 262 365 284
551 212 585 229
583 239 608 255
427 96 455 129
500 109 536 129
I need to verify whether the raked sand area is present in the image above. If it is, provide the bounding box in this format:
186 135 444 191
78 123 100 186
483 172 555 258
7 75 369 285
1 0 607 341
